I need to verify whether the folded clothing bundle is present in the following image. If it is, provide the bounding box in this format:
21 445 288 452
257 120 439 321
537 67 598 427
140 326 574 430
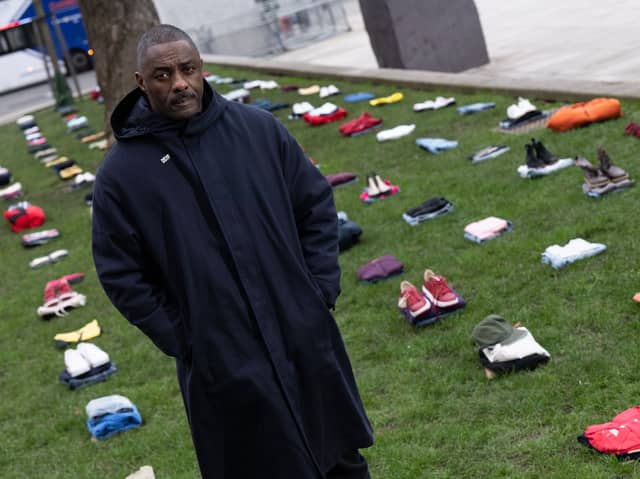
416 138 459 154
541 238 606 269
4 201 45 232
578 406 640 460
464 216 511 243
547 97 622 132
356 254 403 283
402 197 453 226
472 315 550 375
86 394 142 440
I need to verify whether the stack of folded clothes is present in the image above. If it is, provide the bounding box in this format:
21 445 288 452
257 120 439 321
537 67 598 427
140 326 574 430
575 147 634 197
54 319 101 348
319 85 340 98
339 112 382 136
376 124 415 142
356 254 403 283
22 228 60 247
0 166 22 200
464 216 511 243
60 342 117 390
325 172 358 188
402 197 453 226
416 138 459 154
4 201 46 233
343 92 375 103
337 211 362 252
457 102 496 115
222 88 250 103
472 315 550 378
397 269 466 327
578 406 640 461
303 103 347 126
517 138 573 178
468 145 510 164
85 394 142 440
541 238 606 269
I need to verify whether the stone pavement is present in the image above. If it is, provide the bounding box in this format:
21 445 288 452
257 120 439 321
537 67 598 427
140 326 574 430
203 0 640 99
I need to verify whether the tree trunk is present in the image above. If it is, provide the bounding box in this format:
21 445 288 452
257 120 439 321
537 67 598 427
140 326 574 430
77 1 159 145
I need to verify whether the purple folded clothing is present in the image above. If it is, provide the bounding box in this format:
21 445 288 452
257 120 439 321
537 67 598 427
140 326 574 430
356 254 403 282
326 172 358 187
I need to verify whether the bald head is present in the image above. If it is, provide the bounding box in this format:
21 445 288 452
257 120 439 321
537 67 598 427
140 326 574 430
136 24 199 70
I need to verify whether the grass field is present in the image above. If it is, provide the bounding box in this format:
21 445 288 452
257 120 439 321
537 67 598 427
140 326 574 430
1 64 640 478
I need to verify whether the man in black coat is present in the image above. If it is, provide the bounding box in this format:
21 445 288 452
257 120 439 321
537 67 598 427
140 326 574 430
91 24 373 478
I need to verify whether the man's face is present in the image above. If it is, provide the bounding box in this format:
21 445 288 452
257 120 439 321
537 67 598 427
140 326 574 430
135 40 204 120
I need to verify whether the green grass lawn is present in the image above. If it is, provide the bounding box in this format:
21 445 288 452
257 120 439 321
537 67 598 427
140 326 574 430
1 64 640 478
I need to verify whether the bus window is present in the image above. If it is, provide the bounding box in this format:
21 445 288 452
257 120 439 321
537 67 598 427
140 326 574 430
0 34 9 55
5 24 37 51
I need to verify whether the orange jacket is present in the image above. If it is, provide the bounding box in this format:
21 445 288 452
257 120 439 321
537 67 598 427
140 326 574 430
547 98 622 132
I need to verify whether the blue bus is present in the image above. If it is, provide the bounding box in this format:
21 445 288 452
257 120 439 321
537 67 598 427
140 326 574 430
0 0 93 93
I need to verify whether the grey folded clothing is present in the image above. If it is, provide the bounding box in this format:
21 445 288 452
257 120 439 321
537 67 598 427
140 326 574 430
583 178 635 197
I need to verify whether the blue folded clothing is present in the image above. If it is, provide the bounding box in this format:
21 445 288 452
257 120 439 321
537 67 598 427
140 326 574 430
87 406 142 440
457 102 496 115
343 92 375 103
416 138 458 154
59 362 117 390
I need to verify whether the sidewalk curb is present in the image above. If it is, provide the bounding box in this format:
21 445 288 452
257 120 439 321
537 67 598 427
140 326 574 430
202 54 640 101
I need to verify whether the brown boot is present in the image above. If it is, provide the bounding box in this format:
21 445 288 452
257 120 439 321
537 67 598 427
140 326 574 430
597 147 628 182
575 156 610 188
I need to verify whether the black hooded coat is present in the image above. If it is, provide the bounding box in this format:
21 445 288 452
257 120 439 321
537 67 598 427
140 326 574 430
91 82 373 478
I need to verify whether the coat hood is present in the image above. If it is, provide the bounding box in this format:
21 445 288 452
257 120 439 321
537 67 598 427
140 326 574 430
111 80 225 140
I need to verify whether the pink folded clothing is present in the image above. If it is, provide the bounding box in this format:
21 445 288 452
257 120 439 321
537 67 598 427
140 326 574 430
356 254 404 283
464 216 510 241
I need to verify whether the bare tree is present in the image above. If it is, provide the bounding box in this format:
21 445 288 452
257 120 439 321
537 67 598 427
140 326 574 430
77 1 159 143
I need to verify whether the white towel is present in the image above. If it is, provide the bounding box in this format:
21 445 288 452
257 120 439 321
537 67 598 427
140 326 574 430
482 327 550 363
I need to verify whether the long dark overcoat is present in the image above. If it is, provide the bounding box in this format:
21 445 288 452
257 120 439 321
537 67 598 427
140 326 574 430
91 83 373 478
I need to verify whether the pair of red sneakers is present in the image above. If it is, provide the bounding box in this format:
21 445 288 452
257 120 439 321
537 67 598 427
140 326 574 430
398 270 460 319
339 112 382 136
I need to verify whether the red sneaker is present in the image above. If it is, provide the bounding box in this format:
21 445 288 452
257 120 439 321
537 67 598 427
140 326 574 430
398 280 431 318
422 270 459 307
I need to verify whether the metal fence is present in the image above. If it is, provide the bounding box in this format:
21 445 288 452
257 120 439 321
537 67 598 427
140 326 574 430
185 0 351 58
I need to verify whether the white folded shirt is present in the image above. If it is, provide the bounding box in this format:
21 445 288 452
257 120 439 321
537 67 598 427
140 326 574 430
376 124 416 142
542 238 606 269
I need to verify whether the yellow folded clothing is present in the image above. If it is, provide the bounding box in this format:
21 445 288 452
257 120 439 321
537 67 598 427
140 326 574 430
81 131 106 143
59 165 83 179
44 156 70 167
298 85 320 96
369 92 404 106
54 319 101 348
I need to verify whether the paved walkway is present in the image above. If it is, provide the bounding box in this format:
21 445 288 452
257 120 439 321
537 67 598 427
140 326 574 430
206 0 640 98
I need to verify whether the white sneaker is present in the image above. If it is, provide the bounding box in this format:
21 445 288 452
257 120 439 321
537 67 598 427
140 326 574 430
64 349 91 377
506 97 537 120
319 85 340 98
77 342 110 368
292 102 314 115
413 100 436 112
376 124 416 142
222 89 250 102
433 96 456 109
308 102 338 116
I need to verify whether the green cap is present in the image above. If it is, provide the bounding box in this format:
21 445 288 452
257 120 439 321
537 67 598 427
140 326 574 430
471 314 527 350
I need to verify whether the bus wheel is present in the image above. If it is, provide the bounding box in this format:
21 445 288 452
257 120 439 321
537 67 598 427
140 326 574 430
68 49 93 72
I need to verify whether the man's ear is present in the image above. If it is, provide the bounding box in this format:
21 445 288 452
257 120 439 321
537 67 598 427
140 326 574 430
135 72 146 92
